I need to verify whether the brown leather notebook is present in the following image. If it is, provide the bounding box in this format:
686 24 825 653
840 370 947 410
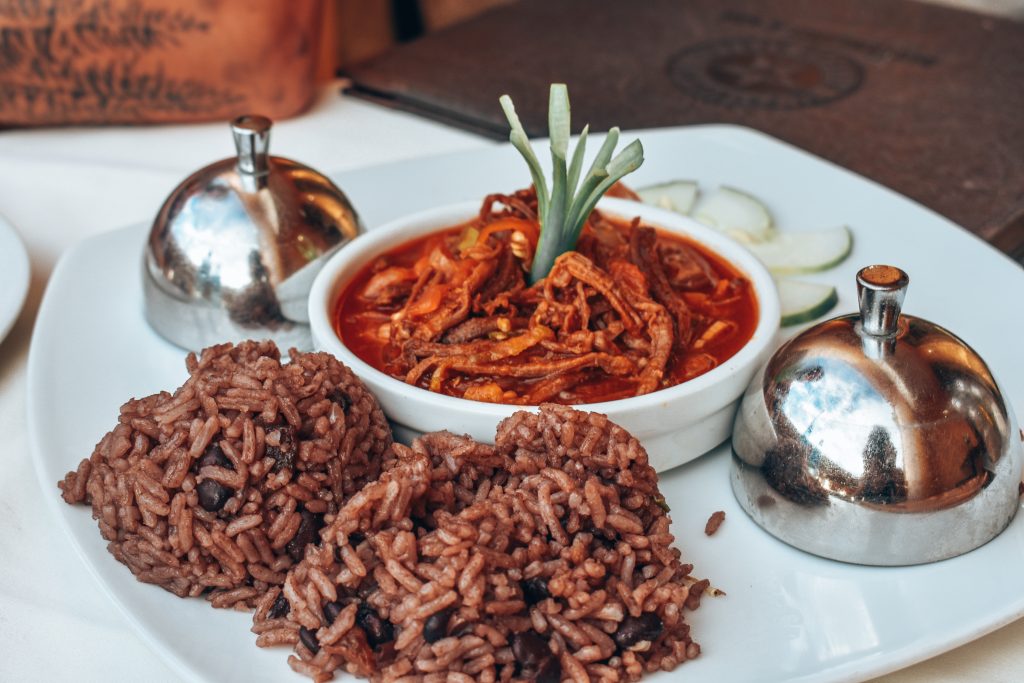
345 0 1024 262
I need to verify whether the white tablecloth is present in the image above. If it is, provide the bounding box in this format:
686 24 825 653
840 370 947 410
1 84 1020 683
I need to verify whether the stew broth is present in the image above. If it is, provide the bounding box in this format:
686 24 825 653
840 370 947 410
334 205 758 406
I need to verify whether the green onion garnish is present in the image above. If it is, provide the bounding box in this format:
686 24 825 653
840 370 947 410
499 84 644 284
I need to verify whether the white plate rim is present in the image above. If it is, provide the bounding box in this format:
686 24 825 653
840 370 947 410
27 227 207 683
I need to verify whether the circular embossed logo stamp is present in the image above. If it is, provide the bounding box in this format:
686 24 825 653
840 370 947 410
667 37 863 109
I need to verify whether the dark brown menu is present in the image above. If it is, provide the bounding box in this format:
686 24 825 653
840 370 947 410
345 0 1024 262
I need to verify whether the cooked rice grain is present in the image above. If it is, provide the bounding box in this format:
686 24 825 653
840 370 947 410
59 341 393 607
255 404 704 681
705 511 726 536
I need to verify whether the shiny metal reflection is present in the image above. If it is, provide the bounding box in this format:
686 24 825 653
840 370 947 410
730 265 1022 565
144 115 363 351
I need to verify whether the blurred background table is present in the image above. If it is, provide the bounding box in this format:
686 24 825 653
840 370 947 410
0 80 1023 683
341 0 1024 263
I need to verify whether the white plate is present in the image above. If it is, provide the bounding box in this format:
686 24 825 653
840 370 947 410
0 213 30 342
29 125 1024 683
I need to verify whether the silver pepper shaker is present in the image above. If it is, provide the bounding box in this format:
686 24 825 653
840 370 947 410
730 265 1022 565
143 115 363 352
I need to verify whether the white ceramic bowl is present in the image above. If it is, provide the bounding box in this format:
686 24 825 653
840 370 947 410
309 197 780 471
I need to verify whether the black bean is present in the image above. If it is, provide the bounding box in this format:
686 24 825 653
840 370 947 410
192 443 231 473
510 631 550 674
422 608 451 644
323 601 343 625
583 522 617 547
613 612 664 650
356 603 394 647
196 479 232 512
268 594 290 619
298 626 319 654
449 620 475 638
286 510 324 562
356 579 378 600
521 577 550 605
266 426 297 471
328 388 350 412
536 655 562 683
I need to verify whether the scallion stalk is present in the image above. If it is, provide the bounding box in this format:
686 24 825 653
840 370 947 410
499 84 644 283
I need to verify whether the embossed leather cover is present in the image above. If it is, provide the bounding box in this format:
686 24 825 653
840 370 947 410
345 0 1024 261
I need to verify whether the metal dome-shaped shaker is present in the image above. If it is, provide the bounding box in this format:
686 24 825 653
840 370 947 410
143 115 363 351
731 265 1022 565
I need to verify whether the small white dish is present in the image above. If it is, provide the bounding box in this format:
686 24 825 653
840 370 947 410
0 213 30 343
309 197 781 471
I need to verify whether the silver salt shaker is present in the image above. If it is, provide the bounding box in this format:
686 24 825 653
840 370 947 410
143 115 362 351
731 265 1022 565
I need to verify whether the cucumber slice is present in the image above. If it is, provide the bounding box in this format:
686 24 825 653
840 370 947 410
778 279 839 327
691 186 774 243
636 180 700 215
746 226 853 275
